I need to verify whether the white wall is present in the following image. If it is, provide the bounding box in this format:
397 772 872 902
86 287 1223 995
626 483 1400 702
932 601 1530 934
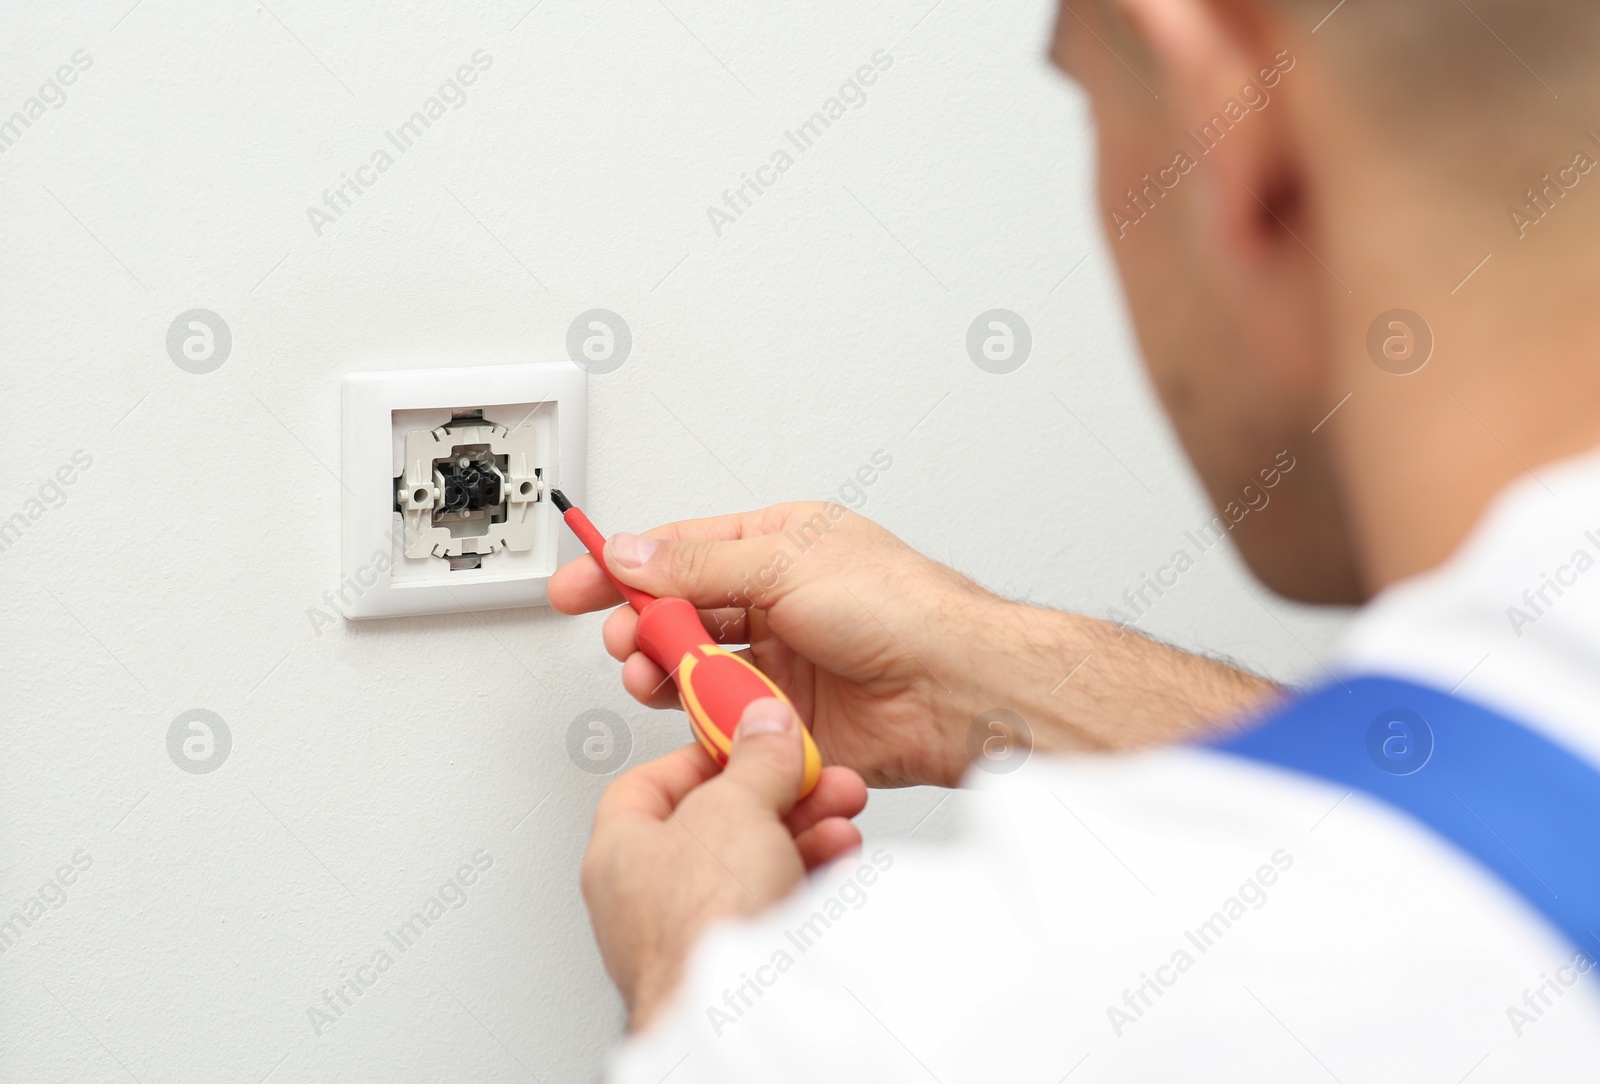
0 1 1348 1079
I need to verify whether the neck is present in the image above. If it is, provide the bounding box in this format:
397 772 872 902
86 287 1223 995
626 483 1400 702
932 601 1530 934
1328 228 1600 595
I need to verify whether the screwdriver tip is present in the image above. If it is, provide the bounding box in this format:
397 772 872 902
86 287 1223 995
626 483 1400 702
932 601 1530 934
549 488 572 512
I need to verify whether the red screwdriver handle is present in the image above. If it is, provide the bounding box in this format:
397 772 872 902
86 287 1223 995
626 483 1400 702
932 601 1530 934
636 597 822 798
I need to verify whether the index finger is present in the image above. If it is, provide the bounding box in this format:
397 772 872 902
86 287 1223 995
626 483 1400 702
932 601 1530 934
547 504 810 615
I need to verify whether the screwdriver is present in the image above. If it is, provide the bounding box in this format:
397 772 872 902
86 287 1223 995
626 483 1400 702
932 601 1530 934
551 490 822 798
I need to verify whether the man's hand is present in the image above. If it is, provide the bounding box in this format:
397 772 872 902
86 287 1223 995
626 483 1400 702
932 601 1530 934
551 502 1002 787
550 502 1276 789
582 698 868 1032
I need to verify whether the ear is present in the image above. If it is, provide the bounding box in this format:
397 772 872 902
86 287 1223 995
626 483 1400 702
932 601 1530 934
1113 0 1300 260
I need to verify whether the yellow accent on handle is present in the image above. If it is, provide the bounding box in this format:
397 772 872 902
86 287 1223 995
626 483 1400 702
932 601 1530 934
676 647 822 799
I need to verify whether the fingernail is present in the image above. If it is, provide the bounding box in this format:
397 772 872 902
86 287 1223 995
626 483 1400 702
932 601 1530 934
737 698 793 739
610 532 658 569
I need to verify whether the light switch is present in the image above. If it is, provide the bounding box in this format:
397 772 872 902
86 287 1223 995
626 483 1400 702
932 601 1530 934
340 362 587 619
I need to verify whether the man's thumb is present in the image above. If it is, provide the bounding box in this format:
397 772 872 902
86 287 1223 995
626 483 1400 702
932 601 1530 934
604 532 785 608
717 698 804 812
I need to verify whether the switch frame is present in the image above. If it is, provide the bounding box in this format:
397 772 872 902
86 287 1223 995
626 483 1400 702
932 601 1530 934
340 361 587 619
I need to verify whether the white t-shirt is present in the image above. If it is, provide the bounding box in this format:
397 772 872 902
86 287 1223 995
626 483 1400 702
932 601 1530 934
611 450 1600 1082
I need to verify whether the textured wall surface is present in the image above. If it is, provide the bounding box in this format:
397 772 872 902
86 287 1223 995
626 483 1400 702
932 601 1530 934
0 1 1348 1080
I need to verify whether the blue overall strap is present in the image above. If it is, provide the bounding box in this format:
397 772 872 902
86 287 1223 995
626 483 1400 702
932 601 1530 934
1212 675 1600 953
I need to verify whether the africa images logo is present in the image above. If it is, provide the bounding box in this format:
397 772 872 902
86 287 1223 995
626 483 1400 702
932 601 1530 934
1366 709 1433 776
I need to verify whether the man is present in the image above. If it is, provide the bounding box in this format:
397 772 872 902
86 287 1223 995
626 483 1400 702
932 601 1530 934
550 0 1600 1077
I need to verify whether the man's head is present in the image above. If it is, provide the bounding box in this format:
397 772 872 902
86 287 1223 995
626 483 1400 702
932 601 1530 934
1051 0 1600 603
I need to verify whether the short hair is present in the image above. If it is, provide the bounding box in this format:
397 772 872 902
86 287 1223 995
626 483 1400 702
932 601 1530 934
1279 0 1600 153
1077 0 1600 193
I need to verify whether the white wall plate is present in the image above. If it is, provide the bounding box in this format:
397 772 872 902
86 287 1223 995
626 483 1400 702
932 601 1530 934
340 362 587 619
